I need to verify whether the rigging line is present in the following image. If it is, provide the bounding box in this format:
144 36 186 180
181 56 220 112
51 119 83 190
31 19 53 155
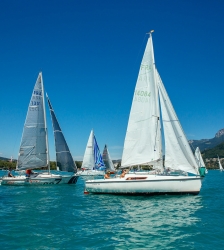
154 116 160 151
134 34 148 66
189 142 196 152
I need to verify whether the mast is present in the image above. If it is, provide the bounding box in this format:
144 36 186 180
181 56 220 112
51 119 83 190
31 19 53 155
41 73 50 174
149 30 163 169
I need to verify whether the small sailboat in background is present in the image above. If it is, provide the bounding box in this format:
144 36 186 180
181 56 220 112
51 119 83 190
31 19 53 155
102 145 115 173
1 72 78 185
195 147 207 177
217 155 223 171
85 31 201 195
78 130 105 176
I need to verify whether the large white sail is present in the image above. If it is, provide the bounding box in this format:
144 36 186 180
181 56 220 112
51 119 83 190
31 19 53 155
82 130 95 170
102 145 115 172
195 147 206 169
17 73 48 170
122 34 162 168
157 70 198 175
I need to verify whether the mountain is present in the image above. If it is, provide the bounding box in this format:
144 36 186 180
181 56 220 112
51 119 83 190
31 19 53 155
202 141 224 159
189 129 224 151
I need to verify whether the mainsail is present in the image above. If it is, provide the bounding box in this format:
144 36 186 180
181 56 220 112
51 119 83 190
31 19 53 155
47 95 77 173
17 72 48 170
157 70 199 175
195 147 206 169
121 34 162 168
82 130 95 170
102 145 115 172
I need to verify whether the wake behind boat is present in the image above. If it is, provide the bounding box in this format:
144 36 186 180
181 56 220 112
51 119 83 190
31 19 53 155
86 31 201 195
1 73 78 185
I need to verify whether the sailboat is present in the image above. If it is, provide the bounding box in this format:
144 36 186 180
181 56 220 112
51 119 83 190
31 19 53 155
78 130 105 176
102 145 115 173
195 147 207 177
1 72 78 185
85 31 201 195
218 155 223 171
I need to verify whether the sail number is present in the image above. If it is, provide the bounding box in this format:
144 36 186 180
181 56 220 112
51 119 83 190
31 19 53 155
140 64 152 71
134 90 150 103
33 90 42 96
135 90 150 97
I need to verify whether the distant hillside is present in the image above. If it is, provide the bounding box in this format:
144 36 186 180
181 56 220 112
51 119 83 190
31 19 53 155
189 128 224 151
202 142 224 159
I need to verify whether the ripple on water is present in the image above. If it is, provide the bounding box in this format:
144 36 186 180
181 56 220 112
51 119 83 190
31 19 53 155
0 171 224 249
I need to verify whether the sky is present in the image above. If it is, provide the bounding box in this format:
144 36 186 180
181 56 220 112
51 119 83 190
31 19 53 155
0 0 224 161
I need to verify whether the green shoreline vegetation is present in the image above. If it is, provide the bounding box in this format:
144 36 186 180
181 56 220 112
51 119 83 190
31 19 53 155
0 160 83 170
1 141 224 171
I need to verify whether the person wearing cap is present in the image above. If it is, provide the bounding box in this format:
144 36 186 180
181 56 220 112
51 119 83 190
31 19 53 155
104 171 111 179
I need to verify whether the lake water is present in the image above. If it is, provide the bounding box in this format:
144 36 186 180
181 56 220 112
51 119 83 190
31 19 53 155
0 170 223 249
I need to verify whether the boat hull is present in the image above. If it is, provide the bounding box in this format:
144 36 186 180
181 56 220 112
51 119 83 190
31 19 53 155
78 170 105 176
1 173 79 185
85 174 201 195
0 176 26 185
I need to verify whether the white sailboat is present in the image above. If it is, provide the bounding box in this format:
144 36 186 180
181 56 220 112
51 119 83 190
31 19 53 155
218 155 223 171
78 130 105 176
195 147 207 176
1 72 78 185
102 145 115 173
85 32 201 195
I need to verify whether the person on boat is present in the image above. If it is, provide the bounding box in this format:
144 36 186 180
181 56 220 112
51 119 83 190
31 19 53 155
26 169 34 177
8 168 14 178
120 169 127 178
104 171 111 179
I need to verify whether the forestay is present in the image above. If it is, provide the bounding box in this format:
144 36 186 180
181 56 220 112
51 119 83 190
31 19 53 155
47 95 77 173
102 145 115 172
17 73 48 170
122 35 162 168
157 70 198 175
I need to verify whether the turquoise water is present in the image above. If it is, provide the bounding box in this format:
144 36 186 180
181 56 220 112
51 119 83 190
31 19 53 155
0 171 224 249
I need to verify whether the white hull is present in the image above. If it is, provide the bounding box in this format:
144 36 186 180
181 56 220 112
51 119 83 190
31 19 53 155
1 173 79 185
85 173 202 195
0 176 26 185
78 170 105 176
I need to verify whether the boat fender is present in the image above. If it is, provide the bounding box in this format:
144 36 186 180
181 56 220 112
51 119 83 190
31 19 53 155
84 189 89 194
